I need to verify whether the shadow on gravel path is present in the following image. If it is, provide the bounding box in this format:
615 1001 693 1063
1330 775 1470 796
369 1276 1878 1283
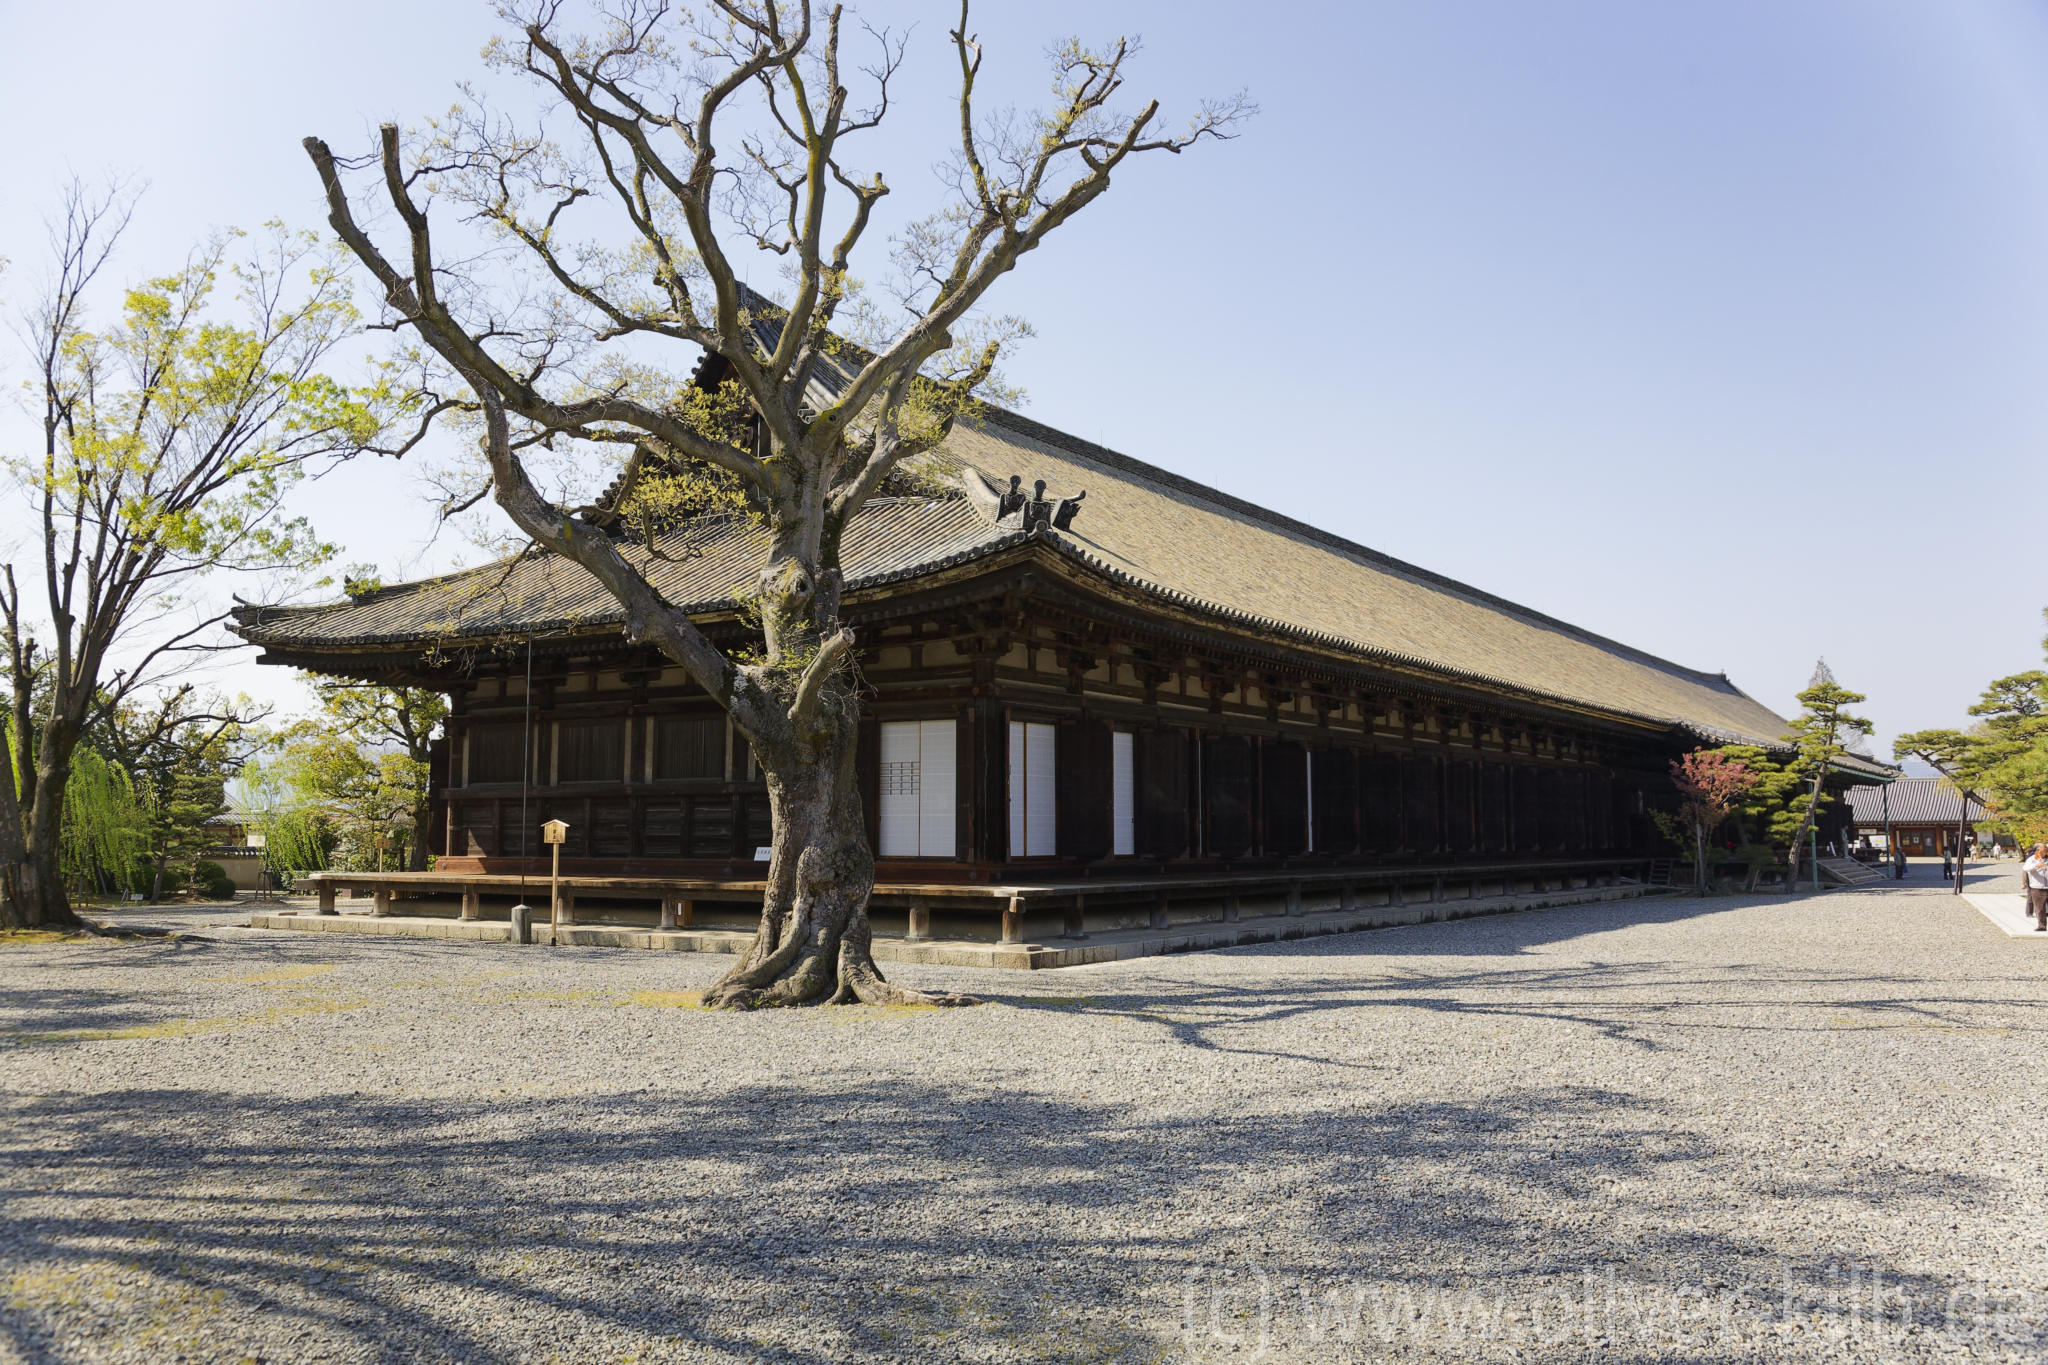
0 1078 2010 1365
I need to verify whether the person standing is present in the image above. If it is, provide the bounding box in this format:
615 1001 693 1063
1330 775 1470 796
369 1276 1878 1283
1942 847 1953 882
1893 844 1906 880
2026 845 2048 933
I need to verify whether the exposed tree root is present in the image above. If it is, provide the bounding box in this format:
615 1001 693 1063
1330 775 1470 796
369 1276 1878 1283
695 760 981 1011
700 897 978 1011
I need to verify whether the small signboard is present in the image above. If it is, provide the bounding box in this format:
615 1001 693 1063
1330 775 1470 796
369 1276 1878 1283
753 846 773 862
542 819 569 845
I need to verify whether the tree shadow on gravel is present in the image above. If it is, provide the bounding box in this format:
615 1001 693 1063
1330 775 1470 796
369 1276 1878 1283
0 1078 2017 1364
986 954 2048 1068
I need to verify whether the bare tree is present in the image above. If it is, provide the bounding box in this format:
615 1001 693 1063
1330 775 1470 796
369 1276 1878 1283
304 0 1249 1006
0 184 387 929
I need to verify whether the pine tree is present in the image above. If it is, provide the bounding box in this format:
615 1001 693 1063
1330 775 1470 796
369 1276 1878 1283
1784 660 1872 888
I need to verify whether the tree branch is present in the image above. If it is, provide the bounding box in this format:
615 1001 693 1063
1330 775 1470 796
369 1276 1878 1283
786 627 853 732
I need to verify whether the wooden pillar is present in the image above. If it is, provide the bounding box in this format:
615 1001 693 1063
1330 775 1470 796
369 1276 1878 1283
1224 892 1241 922
1150 893 1170 931
659 896 678 930
1286 880 1303 916
1391 879 1405 907
371 887 393 918
316 882 337 916
1000 896 1025 944
459 886 480 921
906 903 932 942
558 885 576 927
1431 875 1444 903
1063 894 1086 940
1340 880 1356 913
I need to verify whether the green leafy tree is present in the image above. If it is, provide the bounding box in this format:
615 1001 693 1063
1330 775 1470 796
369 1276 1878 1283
1896 609 2048 846
139 765 227 901
237 757 333 884
301 678 447 870
90 688 260 900
1783 660 1872 887
1712 744 1809 850
56 743 148 897
0 183 392 928
262 725 422 872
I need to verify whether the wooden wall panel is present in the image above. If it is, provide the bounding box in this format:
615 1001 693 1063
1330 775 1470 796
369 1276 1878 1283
1262 740 1308 858
1311 747 1358 855
642 800 685 858
1513 765 1542 853
1479 762 1508 853
468 722 526 784
1402 754 1442 854
1364 752 1403 854
690 799 735 858
1057 715 1113 861
590 798 634 858
1138 727 1189 859
1539 768 1567 850
557 719 625 783
1445 759 1475 854
1202 735 1255 858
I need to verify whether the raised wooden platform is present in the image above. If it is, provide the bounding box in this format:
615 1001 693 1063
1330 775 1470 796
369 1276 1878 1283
256 866 1658 969
295 857 1651 938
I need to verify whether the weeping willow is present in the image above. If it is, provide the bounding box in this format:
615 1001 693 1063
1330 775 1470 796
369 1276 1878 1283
239 761 331 881
60 745 150 895
258 805 329 879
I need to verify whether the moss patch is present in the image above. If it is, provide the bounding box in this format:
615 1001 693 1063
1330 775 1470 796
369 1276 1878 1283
0 930 84 947
628 990 704 1009
211 964 336 984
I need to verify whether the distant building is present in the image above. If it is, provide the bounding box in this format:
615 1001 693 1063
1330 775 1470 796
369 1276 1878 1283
1846 778 1988 856
202 798 268 891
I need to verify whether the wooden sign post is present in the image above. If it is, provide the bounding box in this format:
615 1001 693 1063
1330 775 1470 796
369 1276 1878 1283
374 832 391 874
542 819 569 943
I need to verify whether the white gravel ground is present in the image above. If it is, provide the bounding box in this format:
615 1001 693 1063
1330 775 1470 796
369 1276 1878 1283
3 862 2046 1364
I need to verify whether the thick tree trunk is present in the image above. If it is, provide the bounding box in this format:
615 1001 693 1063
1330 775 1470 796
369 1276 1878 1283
3 841 81 931
406 811 432 872
1 738 85 931
699 712 972 1009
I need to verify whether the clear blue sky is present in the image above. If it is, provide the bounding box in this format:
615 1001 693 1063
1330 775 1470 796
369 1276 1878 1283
3 0 2045 754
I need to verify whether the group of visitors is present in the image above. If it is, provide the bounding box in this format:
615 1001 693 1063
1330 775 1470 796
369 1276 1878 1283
2026 845 2048 933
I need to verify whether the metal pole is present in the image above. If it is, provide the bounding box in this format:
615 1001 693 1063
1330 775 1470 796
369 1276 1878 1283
521 637 534 894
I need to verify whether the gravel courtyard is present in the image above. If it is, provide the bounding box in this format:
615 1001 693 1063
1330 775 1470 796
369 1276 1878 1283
4 865 2045 1363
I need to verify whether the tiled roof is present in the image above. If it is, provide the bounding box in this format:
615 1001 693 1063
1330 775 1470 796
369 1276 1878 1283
233 496 1014 648
938 413 1797 747
232 323 1805 747
1847 777 1985 826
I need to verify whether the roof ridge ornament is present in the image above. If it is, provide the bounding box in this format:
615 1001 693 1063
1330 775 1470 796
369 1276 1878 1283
1017 476 1085 532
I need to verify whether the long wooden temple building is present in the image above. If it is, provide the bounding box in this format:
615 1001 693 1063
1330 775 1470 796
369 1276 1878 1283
233 393 1887 950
